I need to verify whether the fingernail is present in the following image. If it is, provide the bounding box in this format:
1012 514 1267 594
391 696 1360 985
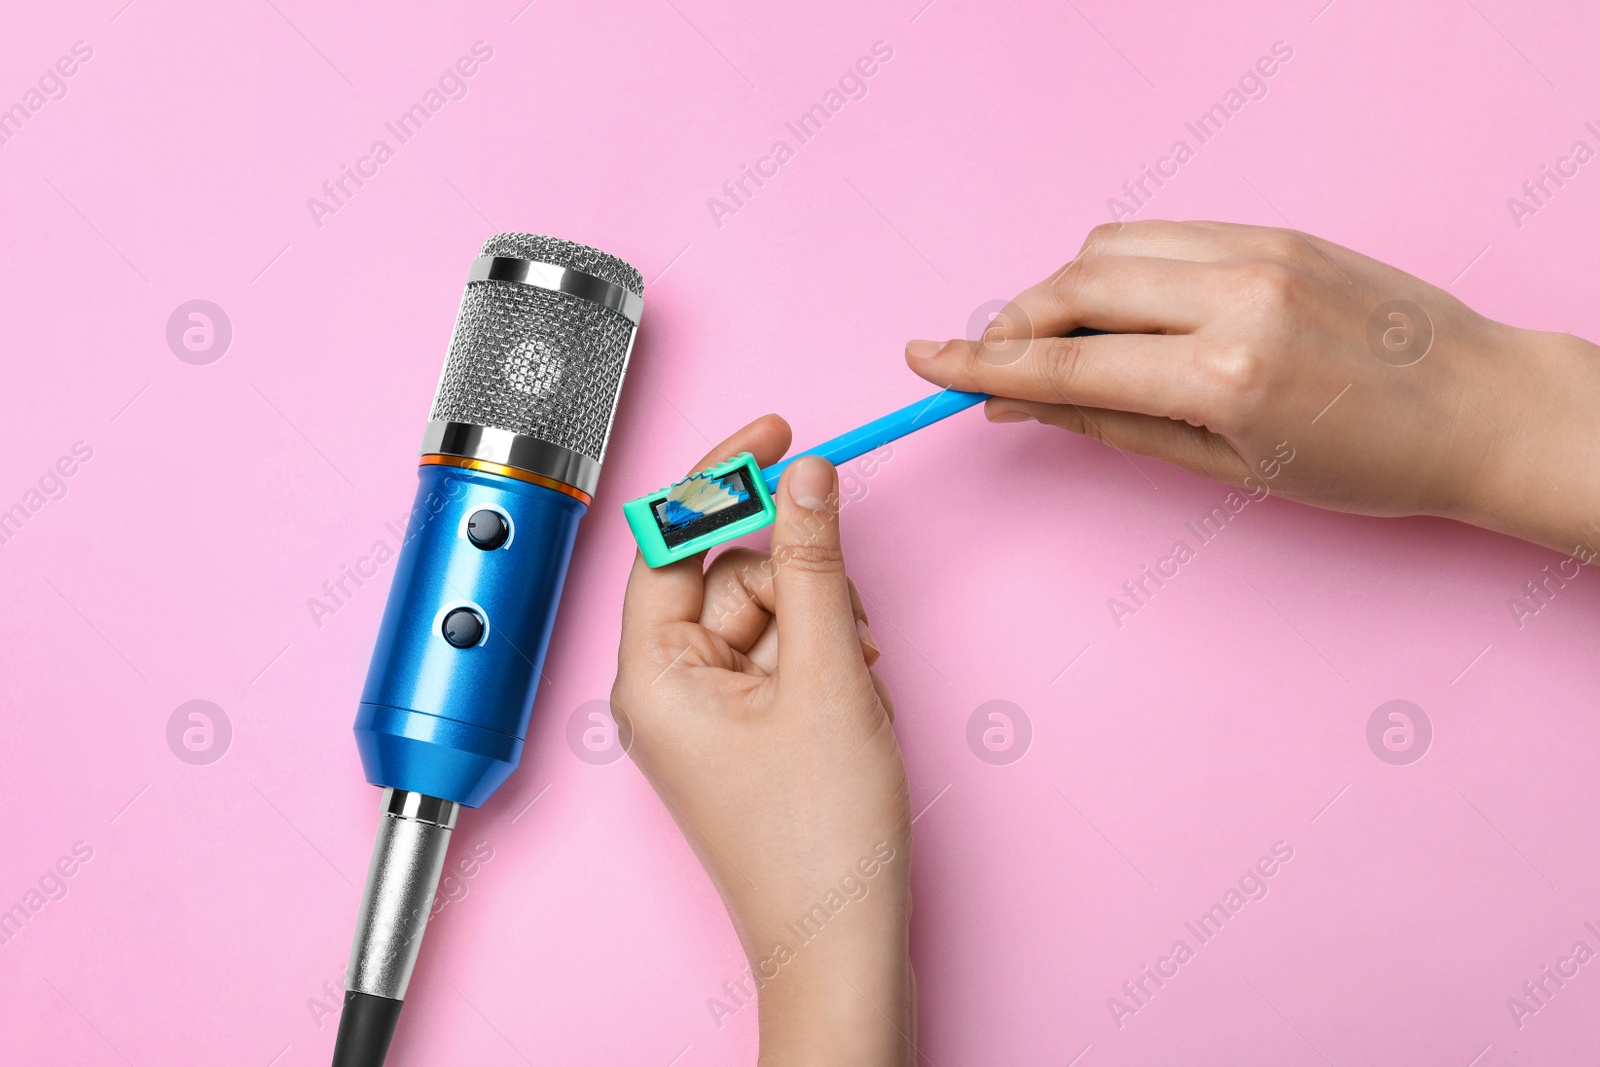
905 339 943 359
856 618 881 665
988 407 1034 424
787 455 834 511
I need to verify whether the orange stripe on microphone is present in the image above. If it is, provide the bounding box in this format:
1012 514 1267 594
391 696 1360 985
419 455 592 505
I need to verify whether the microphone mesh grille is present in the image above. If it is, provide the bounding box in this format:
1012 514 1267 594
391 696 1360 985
430 234 642 465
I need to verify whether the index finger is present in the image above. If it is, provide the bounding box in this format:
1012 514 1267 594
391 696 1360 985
619 413 793 632
992 253 1220 341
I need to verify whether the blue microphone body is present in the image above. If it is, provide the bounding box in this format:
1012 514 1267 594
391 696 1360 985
332 234 643 1067
354 464 586 808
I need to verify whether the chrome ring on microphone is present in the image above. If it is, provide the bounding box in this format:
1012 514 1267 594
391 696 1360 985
380 787 460 828
420 421 603 499
467 255 644 325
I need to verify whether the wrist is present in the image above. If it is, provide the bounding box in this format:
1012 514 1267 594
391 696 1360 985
731 856 913 1066
1453 325 1600 555
754 920 914 1067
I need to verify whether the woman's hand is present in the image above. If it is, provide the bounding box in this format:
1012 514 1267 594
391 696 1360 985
906 220 1600 556
612 415 916 1066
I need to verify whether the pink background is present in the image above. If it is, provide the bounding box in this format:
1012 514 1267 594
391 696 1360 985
3 0 1600 1063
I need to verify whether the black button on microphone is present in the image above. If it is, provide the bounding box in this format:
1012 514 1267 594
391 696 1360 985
466 510 509 550
442 607 485 648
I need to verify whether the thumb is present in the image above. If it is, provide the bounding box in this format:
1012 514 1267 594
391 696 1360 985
769 455 862 685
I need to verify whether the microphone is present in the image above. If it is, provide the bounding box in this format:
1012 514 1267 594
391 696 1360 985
331 233 643 1067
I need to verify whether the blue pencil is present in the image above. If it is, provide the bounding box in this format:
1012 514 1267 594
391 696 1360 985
759 388 988 487
760 326 1105 486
